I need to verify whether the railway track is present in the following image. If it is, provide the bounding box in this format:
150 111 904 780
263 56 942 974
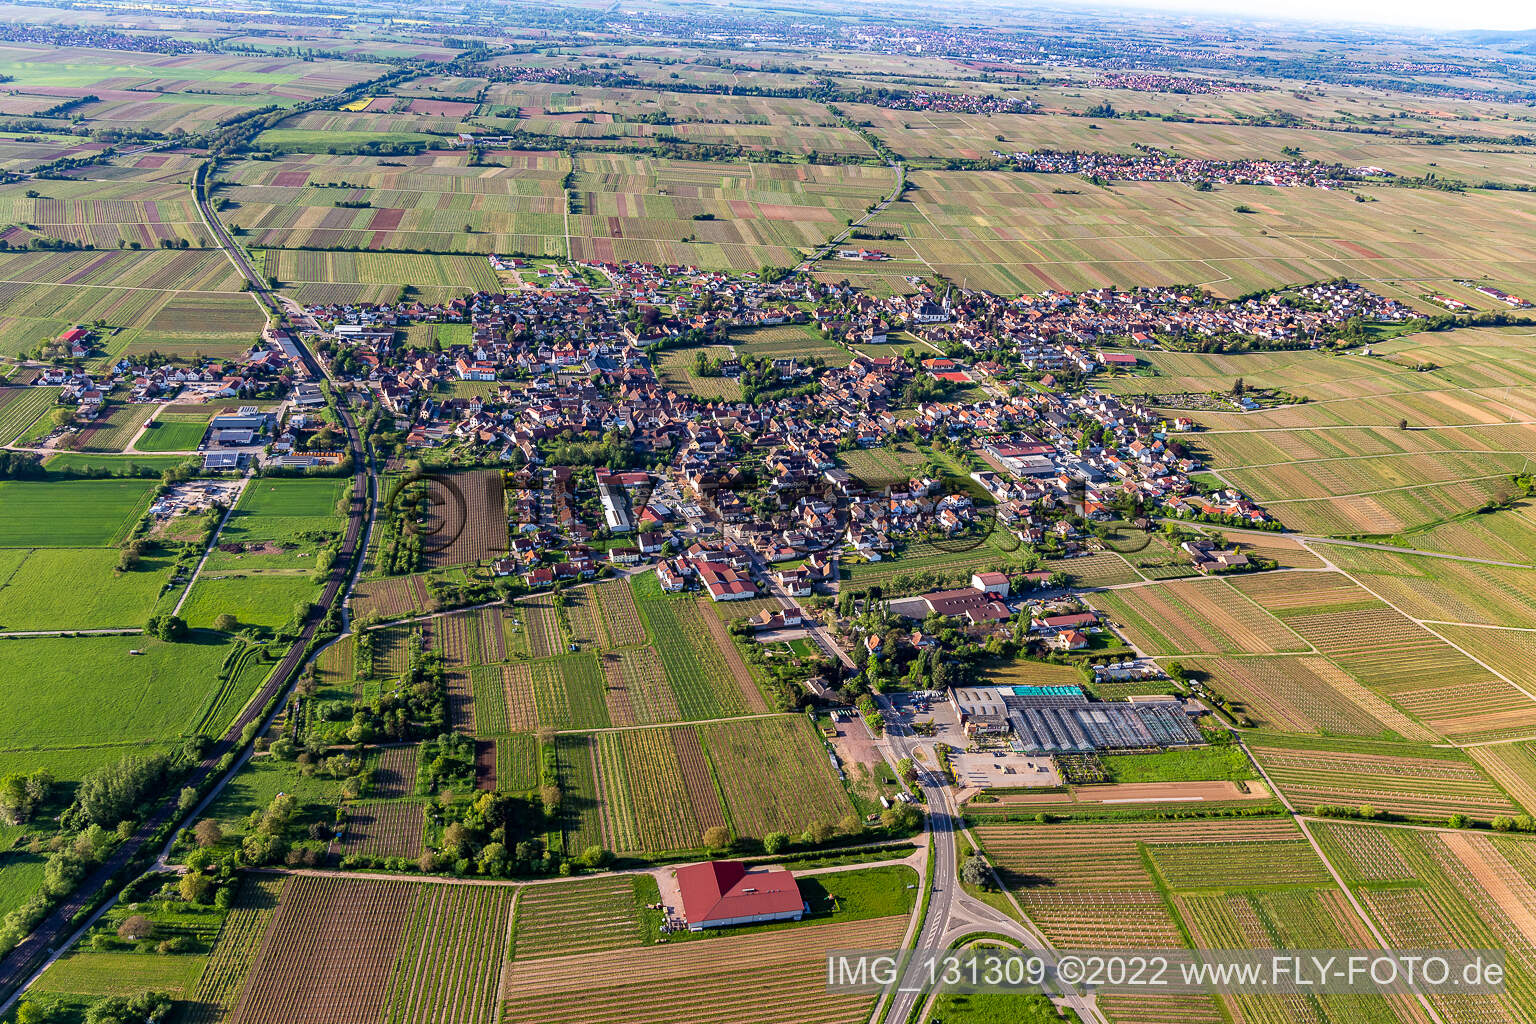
0 175 372 1006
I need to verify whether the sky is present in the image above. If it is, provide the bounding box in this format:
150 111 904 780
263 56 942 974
1100 0 1536 31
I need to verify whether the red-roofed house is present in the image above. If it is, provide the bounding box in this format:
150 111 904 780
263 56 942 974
675 861 804 931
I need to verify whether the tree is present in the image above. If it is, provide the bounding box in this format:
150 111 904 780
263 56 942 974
214 613 238 632
802 820 833 845
83 992 172 1024
117 914 154 941
960 854 990 889
1397 418 1409 431
701 825 731 850
179 872 214 903
896 757 917 782
763 832 790 854
838 813 864 836
192 819 222 848
1231 377 1246 397
1448 813 1470 829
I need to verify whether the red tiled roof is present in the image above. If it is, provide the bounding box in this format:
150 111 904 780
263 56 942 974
676 861 802 926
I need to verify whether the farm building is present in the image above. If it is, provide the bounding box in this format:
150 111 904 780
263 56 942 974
676 861 804 931
952 686 1205 753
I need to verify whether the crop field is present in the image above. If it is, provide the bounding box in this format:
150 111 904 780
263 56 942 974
372 746 419 800
974 819 1315 949
218 151 568 257
0 177 203 247
731 323 851 366
1191 656 1433 740
337 801 425 860
499 663 539 731
0 476 157 546
846 529 1034 590
264 249 500 305
500 914 907 1024
511 875 644 960
0 249 261 361
562 589 604 649
382 884 514 1024
447 669 474 732
1328 545 1536 630
1468 743 1536 815
631 573 767 719
531 654 611 731
470 666 511 734
699 716 853 837
592 578 646 649
835 163 1536 297
1247 734 1520 820
0 547 173 630
32 950 205 998
564 154 896 270
0 386 60 442
74 400 158 452
134 414 210 452
180 574 320 632
516 594 565 660
656 347 741 400
1087 578 1306 656
350 573 437 620
232 874 418 1024
495 733 538 792
1230 570 1501 728
599 647 679 727
181 876 286 1024
595 726 726 853
0 634 228 750
207 477 346 572
1314 821 1536 1023
555 734 605 854
836 442 933 485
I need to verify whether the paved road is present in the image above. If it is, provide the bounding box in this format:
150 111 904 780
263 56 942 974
872 698 1105 1024
799 160 905 272
0 179 372 1008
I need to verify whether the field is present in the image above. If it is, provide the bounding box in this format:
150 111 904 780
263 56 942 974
1190 655 1432 740
510 875 644 960
180 574 320 632
263 249 500 305
836 163 1536 298
595 726 726 853
0 633 230 750
846 529 1035 592
207 477 347 572
0 547 174 631
229 874 512 1024
337 801 425 861
500 913 908 1024
0 249 262 362
0 386 61 442
383 884 515 1024
1314 821 1536 1023
0 477 157 546
630 573 769 720
1247 733 1521 821
531 654 611 731
180 875 287 1024
699 716 854 838
1087 578 1307 656
350 573 438 620
1229 569 1529 742
1326 545 1536 630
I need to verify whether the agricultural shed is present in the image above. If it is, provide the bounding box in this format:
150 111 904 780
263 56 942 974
677 861 804 931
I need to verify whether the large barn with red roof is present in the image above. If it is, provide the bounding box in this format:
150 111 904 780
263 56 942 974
675 861 805 931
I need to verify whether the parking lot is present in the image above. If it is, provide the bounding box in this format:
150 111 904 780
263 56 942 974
951 751 1062 788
